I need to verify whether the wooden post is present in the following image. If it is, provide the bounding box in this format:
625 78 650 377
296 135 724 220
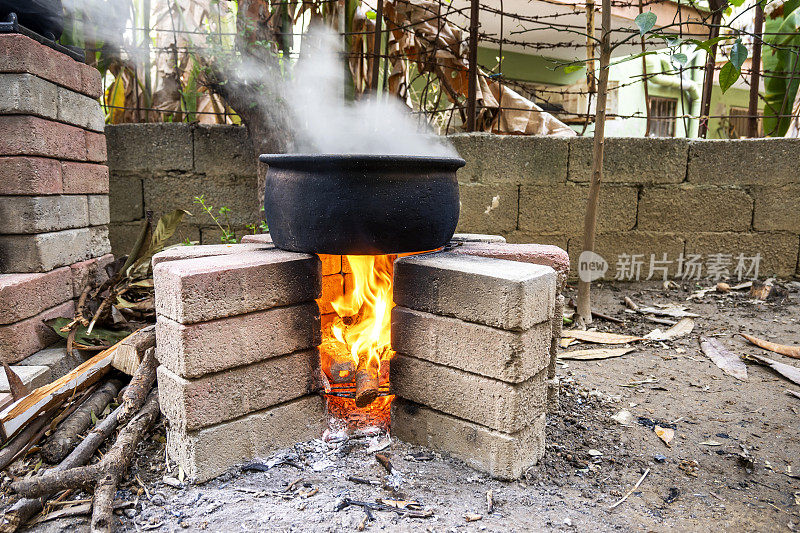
748 2 764 138
576 0 612 324
466 0 480 131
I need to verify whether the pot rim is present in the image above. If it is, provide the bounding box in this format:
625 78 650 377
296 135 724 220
259 153 465 171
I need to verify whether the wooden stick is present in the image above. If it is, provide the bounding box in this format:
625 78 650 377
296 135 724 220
117 348 157 426
0 414 50 471
112 325 155 376
10 391 160 513
40 379 123 464
355 358 379 408
609 468 650 509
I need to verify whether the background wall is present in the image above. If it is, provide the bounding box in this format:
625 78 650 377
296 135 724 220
107 125 800 279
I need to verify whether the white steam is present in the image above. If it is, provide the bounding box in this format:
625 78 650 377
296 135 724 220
289 26 455 156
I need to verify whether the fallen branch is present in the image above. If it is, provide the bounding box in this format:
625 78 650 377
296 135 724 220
40 379 123 464
11 391 160 533
117 347 157 426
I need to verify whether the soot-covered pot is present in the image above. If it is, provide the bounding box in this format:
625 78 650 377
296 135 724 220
259 154 465 255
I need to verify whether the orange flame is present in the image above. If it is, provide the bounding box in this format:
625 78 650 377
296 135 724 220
329 255 395 371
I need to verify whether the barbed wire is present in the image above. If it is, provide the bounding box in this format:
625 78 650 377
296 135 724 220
78 0 799 137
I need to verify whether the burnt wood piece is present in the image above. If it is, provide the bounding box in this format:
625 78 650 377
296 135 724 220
259 154 464 255
354 357 379 408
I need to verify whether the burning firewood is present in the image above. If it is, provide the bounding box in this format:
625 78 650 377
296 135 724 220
355 357 380 408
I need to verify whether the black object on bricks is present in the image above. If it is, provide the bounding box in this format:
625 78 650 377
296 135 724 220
260 154 465 255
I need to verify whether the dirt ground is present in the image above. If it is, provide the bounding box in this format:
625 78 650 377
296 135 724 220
16 280 800 532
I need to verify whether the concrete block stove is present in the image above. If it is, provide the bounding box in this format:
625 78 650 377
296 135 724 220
153 235 567 483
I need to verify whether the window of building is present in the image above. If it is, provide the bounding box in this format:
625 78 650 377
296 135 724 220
648 96 678 137
727 107 762 138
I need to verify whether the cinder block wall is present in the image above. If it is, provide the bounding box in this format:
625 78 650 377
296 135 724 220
106 125 800 279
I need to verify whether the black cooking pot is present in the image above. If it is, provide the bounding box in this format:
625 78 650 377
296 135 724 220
0 0 64 40
259 154 465 255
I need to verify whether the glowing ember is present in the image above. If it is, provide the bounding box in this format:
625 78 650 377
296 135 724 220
318 255 396 434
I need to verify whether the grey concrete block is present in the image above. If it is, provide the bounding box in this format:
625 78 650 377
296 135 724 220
518 184 638 235
753 185 800 232
685 232 799 278
109 221 200 258
391 354 547 432
392 399 546 480
638 186 753 232
89 225 111 257
688 139 800 186
569 136 688 183
151 242 274 267
156 302 320 378
108 175 143 222
157 349 319 431
0 195 89 234
57 86 105 133
391 307 551 383
193 125 257 175
456 183 518 235
0 73 57 119
166 395 325 483
19 343 92 382
87 195 110 225
393 251 556 331
153 249 321 324
105 124 193 172
142 173 259 228
449 133 569 185
0 228 97 273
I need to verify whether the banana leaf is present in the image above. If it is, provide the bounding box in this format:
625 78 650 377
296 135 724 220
763 4 800 136
45 318 130 350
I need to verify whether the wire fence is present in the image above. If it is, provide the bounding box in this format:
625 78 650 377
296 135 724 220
57 0 800 138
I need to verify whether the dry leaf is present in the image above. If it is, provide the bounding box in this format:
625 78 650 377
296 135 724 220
637 305 700 318
562 330 644 344
645 318 695 341
743 354 800 387
655 425 674 446
559 347 636 361
740 334 800 359
678 459 699 477
787 390 800 400
464 513 483 522
699 440 723 446
560 337 577 348
700 337 748 380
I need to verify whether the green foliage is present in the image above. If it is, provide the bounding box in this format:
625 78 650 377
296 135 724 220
635 12 657 36
194 195 237 244
763 3 800 135
718 38 748 95
718 61 740 93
